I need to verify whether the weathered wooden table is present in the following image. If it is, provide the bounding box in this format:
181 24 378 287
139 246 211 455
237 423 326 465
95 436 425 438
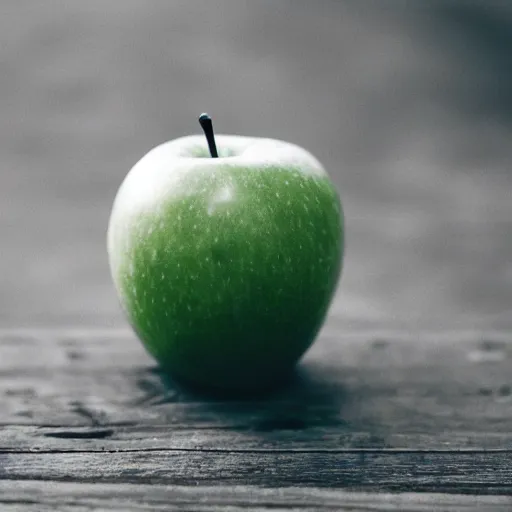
1 327 511 510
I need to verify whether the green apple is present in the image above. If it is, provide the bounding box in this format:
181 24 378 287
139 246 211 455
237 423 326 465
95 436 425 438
107 115 343 393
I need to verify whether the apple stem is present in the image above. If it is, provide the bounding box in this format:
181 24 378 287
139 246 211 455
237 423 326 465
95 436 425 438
198 113 219 158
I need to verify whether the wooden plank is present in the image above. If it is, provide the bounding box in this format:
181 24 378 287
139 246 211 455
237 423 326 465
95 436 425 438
2 329 512 497
3 424 512 452
0 481 511 512
0 481 510 512
1 449 512 494
1 329 511 451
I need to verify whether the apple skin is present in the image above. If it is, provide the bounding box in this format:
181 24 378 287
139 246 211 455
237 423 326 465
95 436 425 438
107 135 343 393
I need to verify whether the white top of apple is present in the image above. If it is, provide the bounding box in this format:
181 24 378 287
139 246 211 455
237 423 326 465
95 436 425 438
139 135 328 177
109 135 331 230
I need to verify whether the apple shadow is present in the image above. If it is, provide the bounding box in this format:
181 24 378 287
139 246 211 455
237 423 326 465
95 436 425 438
133 359 374 438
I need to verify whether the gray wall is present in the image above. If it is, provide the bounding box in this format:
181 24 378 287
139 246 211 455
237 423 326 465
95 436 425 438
1 1 511 330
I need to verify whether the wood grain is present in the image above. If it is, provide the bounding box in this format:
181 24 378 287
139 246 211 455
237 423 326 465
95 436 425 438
1 329 511 445
0 481 511 512
1 328 512 504
1 449 512 494
3 424 512 452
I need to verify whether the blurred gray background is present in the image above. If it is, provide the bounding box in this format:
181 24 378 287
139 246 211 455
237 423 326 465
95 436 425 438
1 0 511 331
